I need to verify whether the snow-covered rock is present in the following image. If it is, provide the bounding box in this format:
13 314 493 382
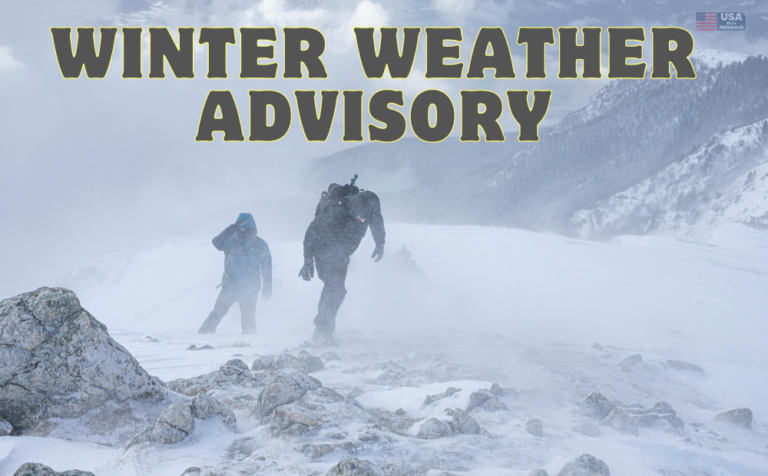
557 454 611 476
11 463 94 476
0 417 12 436
252 351 324 374
325 458 385 476
0 287 165 434
466 390 507 412
416 409 485 439
300 441 360 459
527 470 549 476
715 408 753 429
191 392 237 431
602 408 639 436
625 401 683 433
423 387 460 405
125 402 195 448
256 369 322 422
666 360 705 375
526 418 544 437
578 392 615 420
166 359 263 396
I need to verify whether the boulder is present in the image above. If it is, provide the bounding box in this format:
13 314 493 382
125 402 195 448
526 418 544 437
325 458 386 476
166 359 262 396
0 288 165 433
571 421 600 437
715 408 753 429
557 454 610 476
528 470 549 476
490 383 517 397
256 369 322 422
578 392 615 420
12 463 95 476
424 387 461 405
252 351 324 374
466 390 507 412
416 418 454 439
625 401 683 432
191 392 237 431
666 360 705 375
590 343 603 351
416 409 484 439
300 441 360 459
617 354 642 368
602 408 639 436
0 417 12 436
451 409 482 435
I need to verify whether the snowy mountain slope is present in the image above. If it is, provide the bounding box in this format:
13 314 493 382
3 223 764 475
567 118 768 240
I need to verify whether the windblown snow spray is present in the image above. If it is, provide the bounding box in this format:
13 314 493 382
50 26 696 144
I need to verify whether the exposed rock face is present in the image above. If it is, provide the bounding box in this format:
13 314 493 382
256 369 322 422
579 392 615 420
602 408 639 436
625 401 684 433
325 458 386 476
0 288 165 433
252 351 324 374
191 392 237 431
417 418 454 439
666 360 705 375
617 354 642 369
572 421 601 437
12 463 95 476
166 359 262 396
424 387 460 405
526 418 544 437
557 454 611 476
126 402 195 448
715 408 753 429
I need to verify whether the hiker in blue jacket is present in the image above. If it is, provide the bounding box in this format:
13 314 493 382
198 213 272 334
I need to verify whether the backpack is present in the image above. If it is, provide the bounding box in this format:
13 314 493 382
315 176 360 217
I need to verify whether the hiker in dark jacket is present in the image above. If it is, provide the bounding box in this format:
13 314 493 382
198 213 272 334
299 183 385 346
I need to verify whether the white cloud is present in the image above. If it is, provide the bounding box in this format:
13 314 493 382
0 46 24 71
431 0 476 14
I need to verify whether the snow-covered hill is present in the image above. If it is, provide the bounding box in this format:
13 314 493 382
568 119 768 241
2 223 765 475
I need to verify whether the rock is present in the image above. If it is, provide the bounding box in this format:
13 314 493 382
451 409 482 435
715 408 753 429
423 387 461 405
0 417 13 436
526 418 544 437
617 354 642 368
489 383 517 397
528 470 549 476
466 390 507 412
557 454 610 476
187 344 214 351
256 369 322 422
0 287 165 433
166 358 262 396
12 463 95 476
572 421 601 437
579 392 615 420
252 351 324 374
590 343 603 351
602 408 639 436
191 392 237 431
126 402 195 448
181 468 201 476
417 418 454 439
325 458 386 476
625 401 683 432
144 335 159 343
300 441 360 459
667 360 705 375
322 351 341 361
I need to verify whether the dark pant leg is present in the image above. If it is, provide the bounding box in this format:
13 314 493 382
314 256 350 335
198 289 238 334
239 292 258 334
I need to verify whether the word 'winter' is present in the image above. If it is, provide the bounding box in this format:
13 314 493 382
50 26 697 143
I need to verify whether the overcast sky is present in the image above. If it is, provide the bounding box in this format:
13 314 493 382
0 0 765 297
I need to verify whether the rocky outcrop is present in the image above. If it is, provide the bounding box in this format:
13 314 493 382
325 458 385 476
625 401 683 433
466 390 507 412
715 408 753 429
252 351 324 374
256 369 322 422
191 392 237 431
12 463 94 476
557 454 610 476
126 402 195 448
0 288 165 434
416 409 487 439
579 392 615 420
602 408 639 436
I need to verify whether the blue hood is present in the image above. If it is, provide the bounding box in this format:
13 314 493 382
237 213 257 232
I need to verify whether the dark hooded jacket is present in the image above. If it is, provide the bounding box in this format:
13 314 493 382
303 189 385 262
213 213 272 295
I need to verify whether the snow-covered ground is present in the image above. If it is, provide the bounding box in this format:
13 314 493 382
1 223 767 475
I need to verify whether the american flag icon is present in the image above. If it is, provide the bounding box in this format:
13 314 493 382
696 12 718 30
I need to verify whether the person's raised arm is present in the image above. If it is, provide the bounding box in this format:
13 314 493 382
212 221 242 250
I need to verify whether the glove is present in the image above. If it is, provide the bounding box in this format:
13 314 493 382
262 288 272 301
299 259 314 281
371 244 384 262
